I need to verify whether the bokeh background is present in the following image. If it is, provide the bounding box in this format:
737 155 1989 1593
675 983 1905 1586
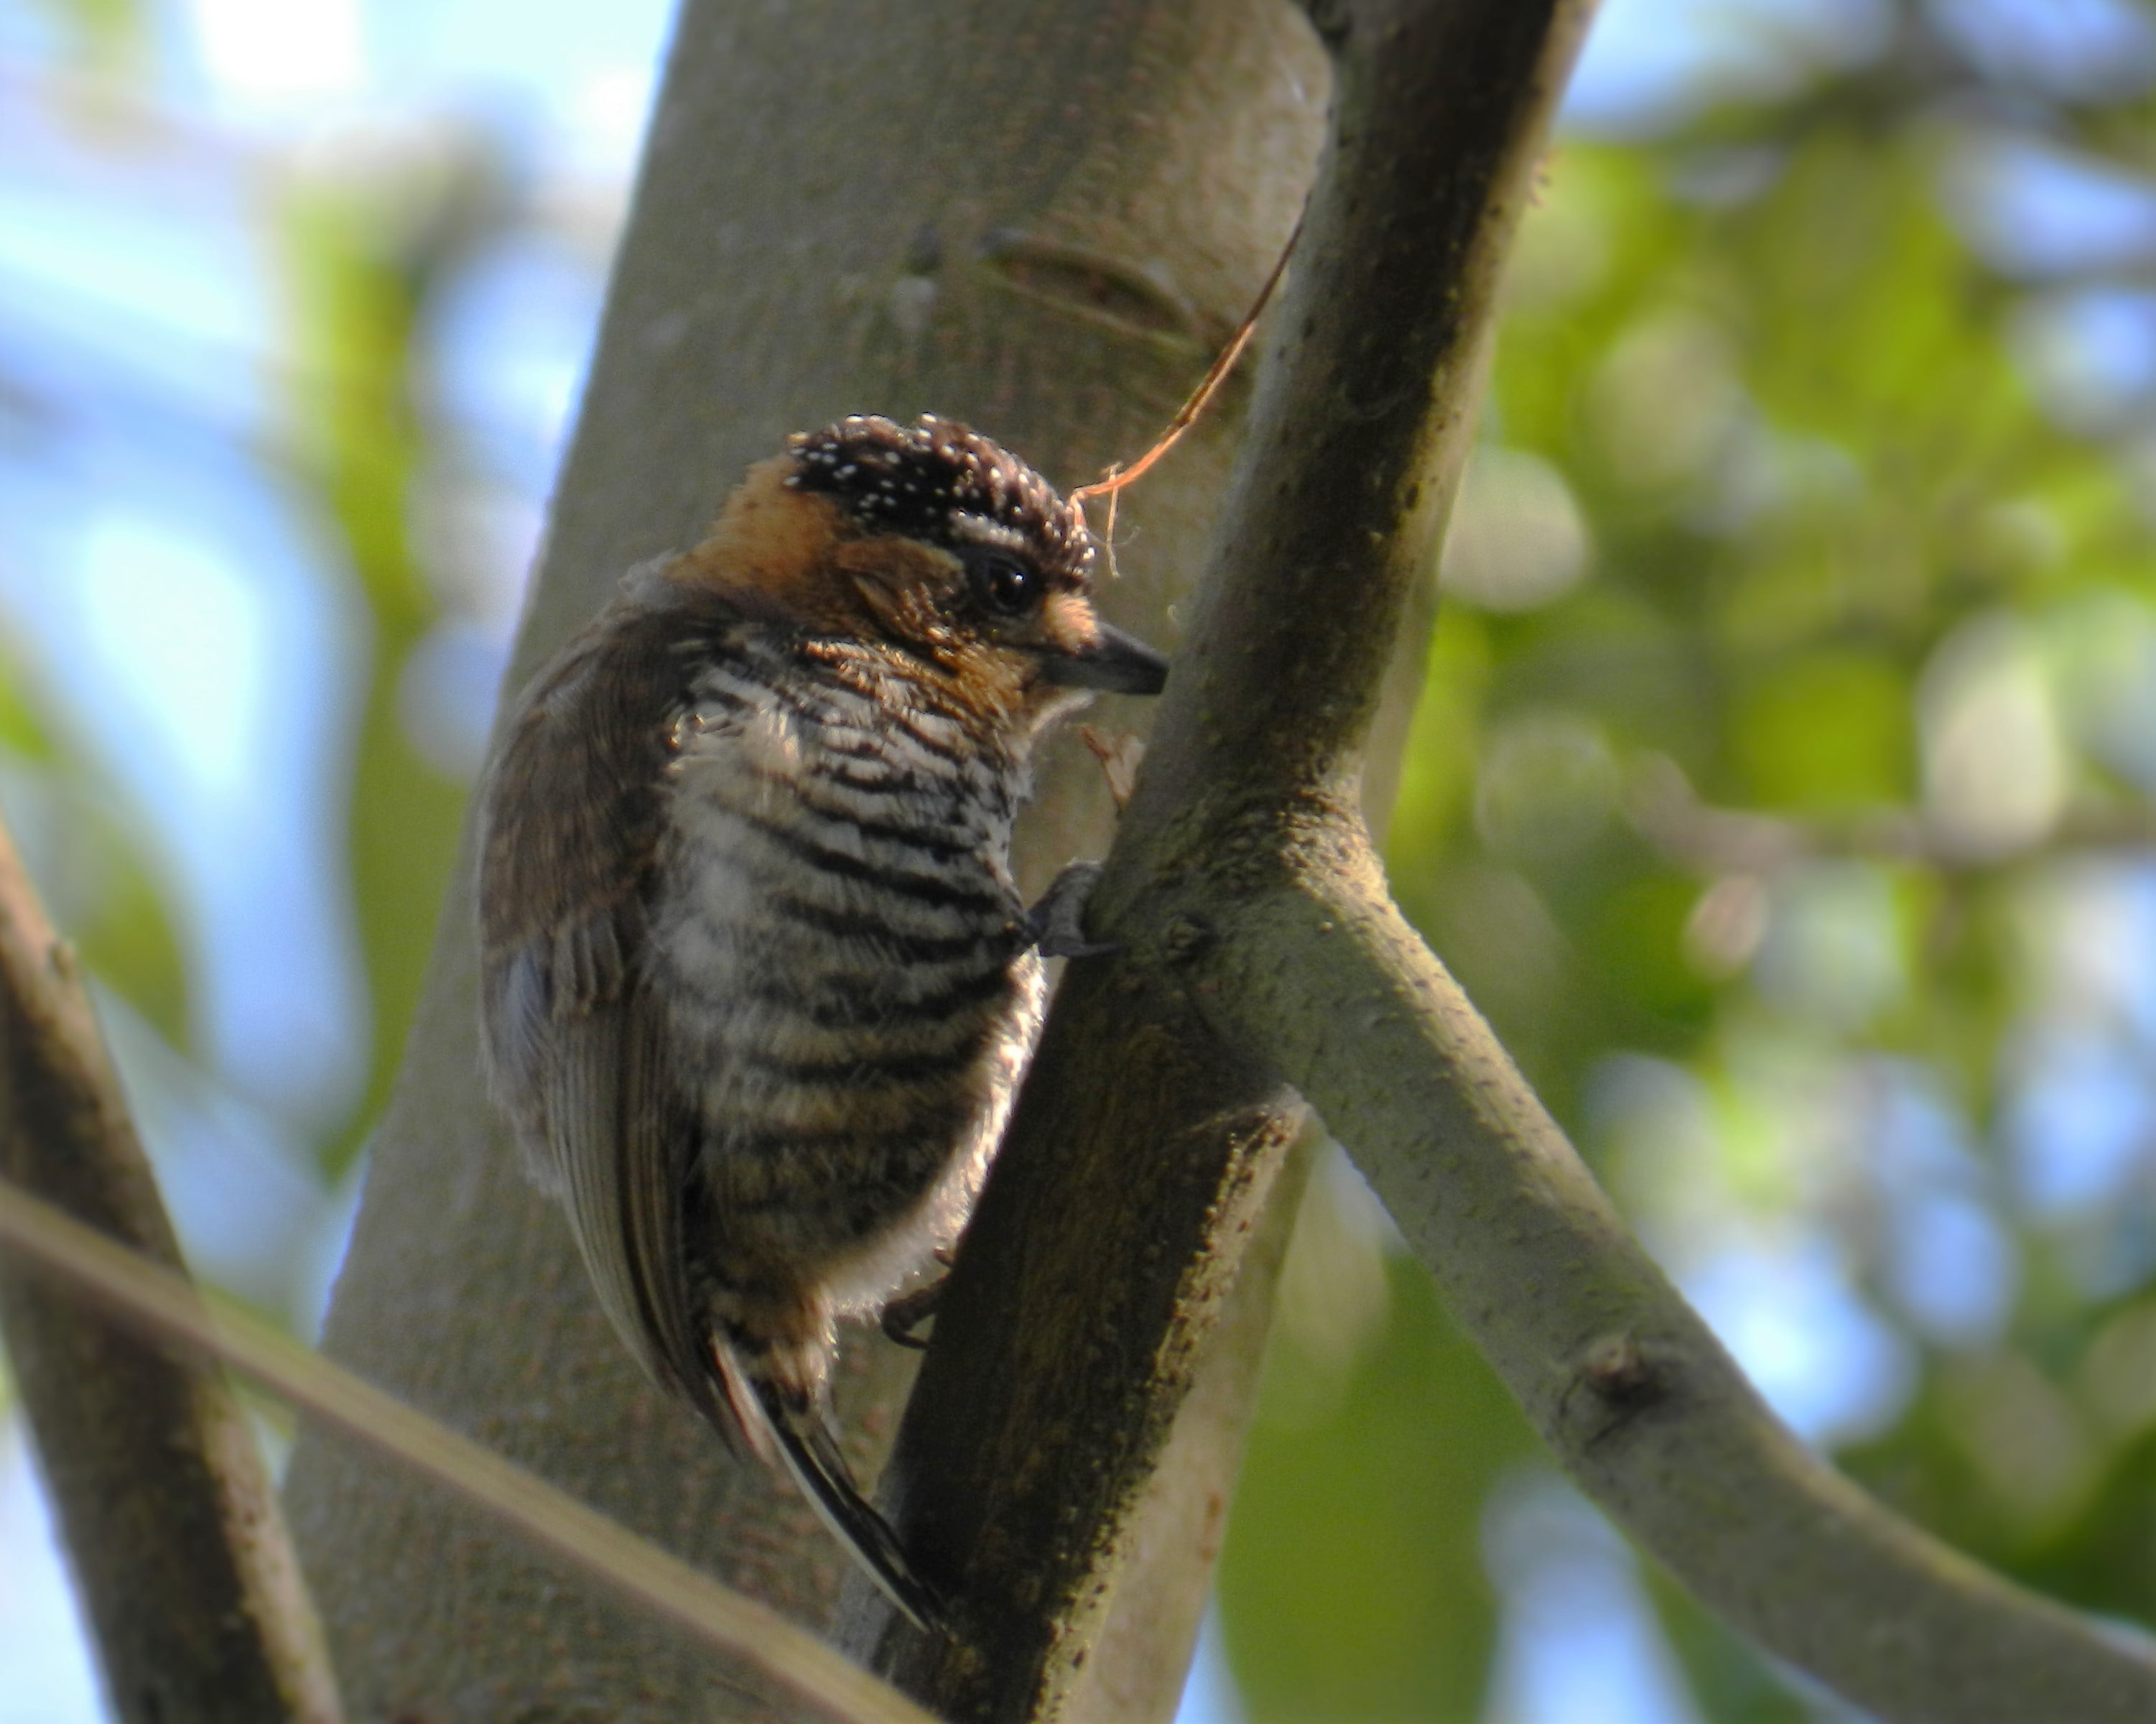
2 1 2153 1718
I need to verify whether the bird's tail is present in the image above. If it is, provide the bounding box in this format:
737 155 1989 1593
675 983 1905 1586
712 1336 946 1633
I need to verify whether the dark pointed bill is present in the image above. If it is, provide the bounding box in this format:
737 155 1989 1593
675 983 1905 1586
1039 621 1169 695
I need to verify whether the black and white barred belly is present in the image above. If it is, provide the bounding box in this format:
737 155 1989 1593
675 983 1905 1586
649 628 1044 1323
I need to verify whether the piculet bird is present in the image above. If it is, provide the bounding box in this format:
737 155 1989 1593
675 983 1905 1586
475 414 1168 1630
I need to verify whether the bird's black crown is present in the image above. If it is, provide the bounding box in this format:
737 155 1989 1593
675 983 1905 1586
786 414 1095 583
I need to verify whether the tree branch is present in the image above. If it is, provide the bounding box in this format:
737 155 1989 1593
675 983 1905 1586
0 1174 938 1724
0 821 342 1724
853 4 1581 1718
1194 842 2156 1723
1627 754 2156 876
862 0 2156 1718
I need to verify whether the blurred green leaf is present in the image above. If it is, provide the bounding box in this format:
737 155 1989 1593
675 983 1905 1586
276 152 493 1173
1220 1221 1537 1722
1730 649 1913 812
1387 607 1492 895
1586 871 1715 1024
0 654 57 764
0 633 190 1046
68 813 189 1047
27 0 144 78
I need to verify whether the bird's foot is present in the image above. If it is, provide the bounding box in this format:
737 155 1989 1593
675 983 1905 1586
880 1277 946 1350
1023 861 1116 960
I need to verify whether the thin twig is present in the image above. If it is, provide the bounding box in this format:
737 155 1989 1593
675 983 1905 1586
1069 205 1304 507
0 1176 939 1724
1627 754 2156 876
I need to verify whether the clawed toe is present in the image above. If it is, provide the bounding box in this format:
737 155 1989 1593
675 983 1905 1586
880 1278 945 1349
1023 861 1118 960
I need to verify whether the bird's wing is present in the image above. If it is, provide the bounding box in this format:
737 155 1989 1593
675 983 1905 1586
475 598 730 1421
552 978 715 1417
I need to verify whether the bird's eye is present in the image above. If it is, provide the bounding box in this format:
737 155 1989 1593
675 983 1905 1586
968 552 1037 618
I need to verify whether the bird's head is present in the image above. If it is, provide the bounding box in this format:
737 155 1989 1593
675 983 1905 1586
672 414 1167 724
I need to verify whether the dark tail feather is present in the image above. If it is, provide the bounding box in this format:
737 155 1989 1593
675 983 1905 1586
753 1374 947 1634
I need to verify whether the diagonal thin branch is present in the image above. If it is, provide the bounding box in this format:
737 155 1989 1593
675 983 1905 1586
0 818 343 1724
0 1174 941 1724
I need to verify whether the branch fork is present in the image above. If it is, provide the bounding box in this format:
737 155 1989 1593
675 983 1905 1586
855 3 2156 1720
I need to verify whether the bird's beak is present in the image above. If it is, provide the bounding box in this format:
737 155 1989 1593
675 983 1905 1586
1038 621 1169 695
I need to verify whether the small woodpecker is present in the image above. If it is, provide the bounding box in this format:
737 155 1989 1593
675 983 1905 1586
475 414 1168 1630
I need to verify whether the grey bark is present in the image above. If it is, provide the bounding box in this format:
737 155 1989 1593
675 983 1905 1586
283 4 1322 1718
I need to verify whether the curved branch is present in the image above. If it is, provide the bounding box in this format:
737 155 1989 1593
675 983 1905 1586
1189 839 2156 1723
0 821 342 1724
1131 0 2155 1705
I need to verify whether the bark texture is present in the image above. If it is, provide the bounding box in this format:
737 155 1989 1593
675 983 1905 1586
844 1 2156 1720
283 4 1323 1718
842 1 1553 1714
0 823 340 1724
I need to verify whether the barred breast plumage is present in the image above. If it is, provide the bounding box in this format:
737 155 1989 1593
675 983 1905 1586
656 626 1040 1346
476 414 1167 1629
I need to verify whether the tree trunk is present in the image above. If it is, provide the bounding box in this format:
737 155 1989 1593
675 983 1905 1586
282 4 1324 1716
